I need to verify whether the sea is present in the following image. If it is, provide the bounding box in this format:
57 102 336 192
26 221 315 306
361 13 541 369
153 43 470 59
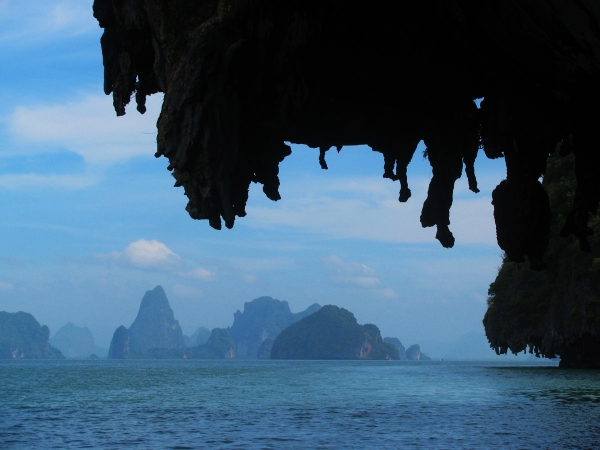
1 359 599 449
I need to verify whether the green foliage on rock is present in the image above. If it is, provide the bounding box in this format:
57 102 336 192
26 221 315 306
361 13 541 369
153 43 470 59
405 344 431 361
484 153 600 368
383 337 407 360
0 311 64 359
229 296 321 357
270 305 399 360
147 328 238 359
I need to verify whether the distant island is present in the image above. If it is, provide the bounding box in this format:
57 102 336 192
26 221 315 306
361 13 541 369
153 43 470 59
229 296 321 358
271 305 399 360
50 322 107 358
2 289 431 361
109 286 185 359
0 311 63 359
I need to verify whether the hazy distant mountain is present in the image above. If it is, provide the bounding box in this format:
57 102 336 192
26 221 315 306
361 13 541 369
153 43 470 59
148 328 237 359
229 296 321 358
108 286 185 359
405 344 431 361
384 337 406 360
50 322 96 358
0 311 63 359
190 327 211 347
271 305 399 360
128 286 185 354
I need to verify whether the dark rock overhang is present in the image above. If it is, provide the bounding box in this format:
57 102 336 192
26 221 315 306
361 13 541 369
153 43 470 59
93 0 600 269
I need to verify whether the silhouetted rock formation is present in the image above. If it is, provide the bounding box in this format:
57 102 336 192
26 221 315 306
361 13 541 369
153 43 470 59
0 311 63 359
384 337 407 360
485 153 600 368
229 296 320 357
50 322 96 358
405 344 431 361
128 286 185 354
271 305 399 360
108 325 130 359
94 1 600 269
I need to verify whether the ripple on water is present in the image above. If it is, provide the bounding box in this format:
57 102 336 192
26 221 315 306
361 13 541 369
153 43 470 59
0 360 599 449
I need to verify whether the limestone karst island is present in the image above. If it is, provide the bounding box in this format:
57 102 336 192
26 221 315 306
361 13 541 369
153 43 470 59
1 286 435 362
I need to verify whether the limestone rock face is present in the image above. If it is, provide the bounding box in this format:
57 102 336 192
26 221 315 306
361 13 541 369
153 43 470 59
406 344 431 361
188 328 237 359
0 311 63 359
485 154 600 368
94 0 600 269
271 305 399 360
229 296 320 358
50 322 96 358
108 326 130 359
384 337 407 360
128 286 185 354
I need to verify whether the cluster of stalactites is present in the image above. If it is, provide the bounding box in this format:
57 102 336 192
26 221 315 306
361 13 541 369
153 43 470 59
317 99 482 249
93 0 600 270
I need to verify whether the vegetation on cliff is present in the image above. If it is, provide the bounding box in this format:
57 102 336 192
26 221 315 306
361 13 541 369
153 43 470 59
405 344 431 361
270 305 398 360
384 337 407 360
484 153 600 368
0 311 63 359
149 328 237 359
229 297 320 358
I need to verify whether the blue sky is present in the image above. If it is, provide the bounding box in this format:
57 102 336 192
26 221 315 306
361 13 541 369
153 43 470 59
0 0 510 352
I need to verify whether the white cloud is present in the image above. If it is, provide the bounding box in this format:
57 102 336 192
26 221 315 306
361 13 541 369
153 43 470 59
242 274 258 284
122 239 180 269
0 173 100 190
322 256 399 299
171 283 204 299
245 174 499 245
324 255 380 286
184 267 217 281
8 94 162 166
376 287 398 299
0 281 13 291
0 0 97 46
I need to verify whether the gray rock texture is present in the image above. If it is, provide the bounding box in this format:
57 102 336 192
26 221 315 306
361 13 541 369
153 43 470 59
128 286 185 354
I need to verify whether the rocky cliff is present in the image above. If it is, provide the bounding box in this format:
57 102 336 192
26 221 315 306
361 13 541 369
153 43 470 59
384 337 407 360
0 311 63 359
485 153 600 368
50 322 96 358
128 286 185 354
229 296 320 357
108 325 130 359
188 328 237 359
271 305 399 360
108 286 185 358
94 1 600 269
405 344 431 361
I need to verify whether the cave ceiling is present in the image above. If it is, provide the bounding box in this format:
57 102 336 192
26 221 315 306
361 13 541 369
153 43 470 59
93 0 600 269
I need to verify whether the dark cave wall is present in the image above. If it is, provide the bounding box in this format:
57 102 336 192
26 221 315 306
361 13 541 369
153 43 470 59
93 0 600 365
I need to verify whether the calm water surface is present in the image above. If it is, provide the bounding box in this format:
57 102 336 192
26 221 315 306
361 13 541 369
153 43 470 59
1 360 599 449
